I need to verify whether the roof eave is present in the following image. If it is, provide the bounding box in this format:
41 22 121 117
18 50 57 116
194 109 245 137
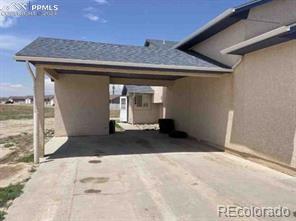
174 0 273 50
14 55 233 73
174 8 235 50
221 24 296 55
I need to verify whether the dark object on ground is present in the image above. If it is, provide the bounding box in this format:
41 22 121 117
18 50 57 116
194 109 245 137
158 119 175 133
109 120 115 134
5 100 13 104
169 130 188 138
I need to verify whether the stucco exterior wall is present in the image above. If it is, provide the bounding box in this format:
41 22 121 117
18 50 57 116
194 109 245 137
128 94 161 124
231 40 296 167
166 41 296 168
54 74 109 136
192 21 245 67
151 86 164 103
192 0 296 67
246 0 296 39
165 76 232 146
128 95 134 123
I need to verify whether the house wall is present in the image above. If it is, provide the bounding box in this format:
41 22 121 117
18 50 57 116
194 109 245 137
192 21 245 67
165 41 296 168
128 94 161 124
246 0 296 39
231 40 296 168
191 0 296 67
151 86 164 103
128 95 134 123
165 76 233 146
25 99 32 104
54 74 109 136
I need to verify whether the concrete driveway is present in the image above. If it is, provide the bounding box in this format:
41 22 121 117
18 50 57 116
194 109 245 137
6 131 296 221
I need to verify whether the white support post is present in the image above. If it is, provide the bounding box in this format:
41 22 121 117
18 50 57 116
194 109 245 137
36 66 45 158
26 62 45 163
33 80 40 164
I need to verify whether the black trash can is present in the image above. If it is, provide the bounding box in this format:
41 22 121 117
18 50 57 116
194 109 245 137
109 120 116 134
158 119 175 133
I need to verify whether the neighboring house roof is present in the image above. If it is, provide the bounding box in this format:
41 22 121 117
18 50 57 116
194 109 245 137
175 0 273 50
15 37 231 72
122 85 154 95
0 97 7 102
144 39 178 49
221 23 296 55
8 96 26 101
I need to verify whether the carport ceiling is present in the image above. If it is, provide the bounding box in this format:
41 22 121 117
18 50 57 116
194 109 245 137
55 69 181 80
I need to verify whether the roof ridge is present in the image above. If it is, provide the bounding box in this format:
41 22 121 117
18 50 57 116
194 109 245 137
37 36 147 49
145 38 178 42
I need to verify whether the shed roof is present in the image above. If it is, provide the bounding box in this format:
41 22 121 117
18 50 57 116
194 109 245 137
8 96 26 101
122 85 154 95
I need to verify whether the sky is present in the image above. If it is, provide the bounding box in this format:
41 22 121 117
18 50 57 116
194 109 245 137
0 0 247 97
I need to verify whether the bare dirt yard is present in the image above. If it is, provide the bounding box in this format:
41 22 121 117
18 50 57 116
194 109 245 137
0 104 54 220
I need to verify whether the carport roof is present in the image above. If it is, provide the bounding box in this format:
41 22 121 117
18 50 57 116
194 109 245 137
15 37 232 73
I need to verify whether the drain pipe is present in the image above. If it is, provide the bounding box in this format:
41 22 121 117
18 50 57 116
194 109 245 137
26 61 39 164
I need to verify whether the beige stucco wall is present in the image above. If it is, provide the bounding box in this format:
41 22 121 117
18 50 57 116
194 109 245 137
192 0 296 67
166 41 296 168
231 40 296 167
151 86 164 103
128 94 161 124
165 76 233 146
128 95 134 123
54 74 109 136
246 0 296 39
192 21 245 67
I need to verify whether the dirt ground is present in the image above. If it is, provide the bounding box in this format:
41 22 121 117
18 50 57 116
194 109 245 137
0 118 54 138
0 118 54 187
0 104 54 121
0 104 55 219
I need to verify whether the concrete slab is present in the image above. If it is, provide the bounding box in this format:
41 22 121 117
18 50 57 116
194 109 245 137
5 131 296 221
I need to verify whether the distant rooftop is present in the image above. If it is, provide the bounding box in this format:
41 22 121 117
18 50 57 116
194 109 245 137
122 85 154 95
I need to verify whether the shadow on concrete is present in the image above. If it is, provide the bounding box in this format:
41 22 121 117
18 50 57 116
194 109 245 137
45 130 223 160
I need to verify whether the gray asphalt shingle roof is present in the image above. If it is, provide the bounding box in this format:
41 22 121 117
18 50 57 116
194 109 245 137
122 85 154 95
15 37 224 69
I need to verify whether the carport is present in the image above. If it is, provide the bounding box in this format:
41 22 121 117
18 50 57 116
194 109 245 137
15 37 232 163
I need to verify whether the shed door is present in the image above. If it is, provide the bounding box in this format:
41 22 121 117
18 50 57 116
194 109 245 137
120 96 128 122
